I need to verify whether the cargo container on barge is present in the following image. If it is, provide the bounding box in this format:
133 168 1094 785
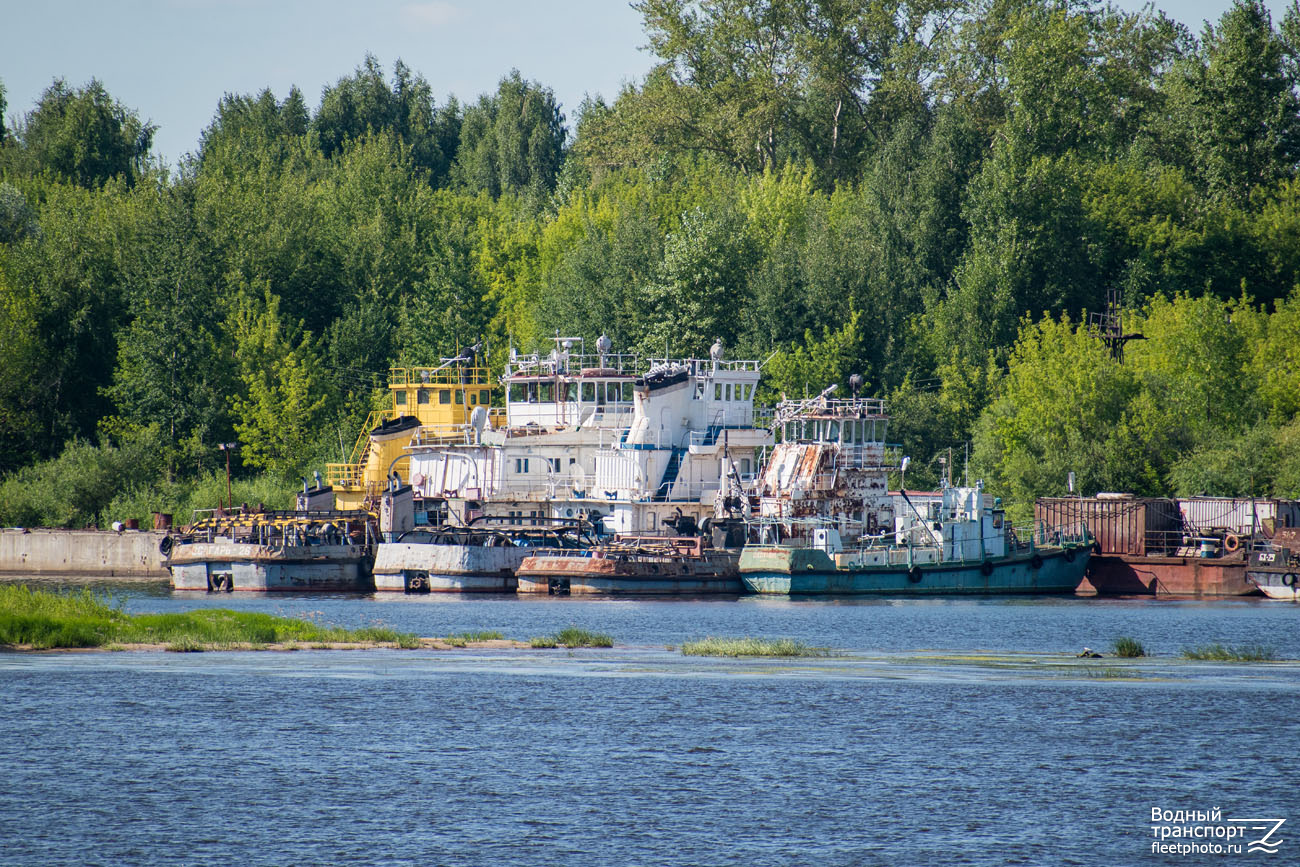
1034 495 1297 596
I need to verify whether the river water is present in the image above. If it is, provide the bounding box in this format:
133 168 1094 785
2 582 1298 865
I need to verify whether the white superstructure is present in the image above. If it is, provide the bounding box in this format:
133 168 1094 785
404 337 772 535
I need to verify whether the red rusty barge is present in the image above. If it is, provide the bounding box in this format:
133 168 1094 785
516 535 741 595
1035 495 1300 597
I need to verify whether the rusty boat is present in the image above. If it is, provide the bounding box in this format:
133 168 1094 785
373 512 598 593
516 533 741 595
1034 495 1293 596
165 485 376 593
739 391 1092 596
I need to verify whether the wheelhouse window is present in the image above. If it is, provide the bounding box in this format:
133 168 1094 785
395 391 407 406
439 390 451 405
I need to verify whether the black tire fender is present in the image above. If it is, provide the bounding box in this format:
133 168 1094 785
1284 573 1298 588
980 560 994 577
1030 554 1043 570
159 536 174 556
907 566 922 584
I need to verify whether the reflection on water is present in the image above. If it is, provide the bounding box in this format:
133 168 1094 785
2 579 1299 864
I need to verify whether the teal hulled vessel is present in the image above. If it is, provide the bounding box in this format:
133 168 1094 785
739 540 1089 595
738 391 1091 596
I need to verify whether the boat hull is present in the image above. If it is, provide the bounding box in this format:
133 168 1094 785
739 546 1089 595
517 551 741 595
372 542 521 593
168 543 370 592
1078 554 1258 597
1245 567 1300 600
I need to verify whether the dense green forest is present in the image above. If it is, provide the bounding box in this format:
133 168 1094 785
2 0 1300 526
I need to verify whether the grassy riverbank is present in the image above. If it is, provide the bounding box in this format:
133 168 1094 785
0 585 421 650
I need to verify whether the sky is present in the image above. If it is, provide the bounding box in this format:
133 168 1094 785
1 0 1294 167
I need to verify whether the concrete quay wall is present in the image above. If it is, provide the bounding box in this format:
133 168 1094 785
0 529 169 577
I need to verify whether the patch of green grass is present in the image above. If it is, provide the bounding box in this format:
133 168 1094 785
1182 643 1278 662
681 637 832 658
527 628 612 649
0 585 421 650
443 630 504 647
554 627 613 648
1112 636 1146 658
457 630 505 642
0 585 125 649
165 636 205 653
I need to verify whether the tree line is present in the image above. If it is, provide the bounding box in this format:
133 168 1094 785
1 0 1299 526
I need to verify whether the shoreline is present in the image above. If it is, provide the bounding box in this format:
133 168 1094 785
3 637 532 653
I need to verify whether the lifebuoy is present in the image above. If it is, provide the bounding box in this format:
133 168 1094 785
1224 534 1241 553
908 566 923 584
1284 573 1297 587
1030 554 1043 570
980 560 994 577
159 536 174 556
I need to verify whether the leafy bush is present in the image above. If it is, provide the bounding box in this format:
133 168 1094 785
0 439 161 527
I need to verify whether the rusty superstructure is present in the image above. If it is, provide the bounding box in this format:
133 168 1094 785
754 394 894 542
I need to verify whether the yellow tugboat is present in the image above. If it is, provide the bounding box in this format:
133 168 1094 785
326 347 499 512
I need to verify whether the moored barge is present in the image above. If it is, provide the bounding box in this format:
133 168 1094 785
373 518 597 593
166 508 376 592
1035 495 1292 596
516 535 741 595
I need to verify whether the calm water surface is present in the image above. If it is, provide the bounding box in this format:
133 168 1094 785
2 581 1298 865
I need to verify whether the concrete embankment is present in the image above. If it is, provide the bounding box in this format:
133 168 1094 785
0 529 168 577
